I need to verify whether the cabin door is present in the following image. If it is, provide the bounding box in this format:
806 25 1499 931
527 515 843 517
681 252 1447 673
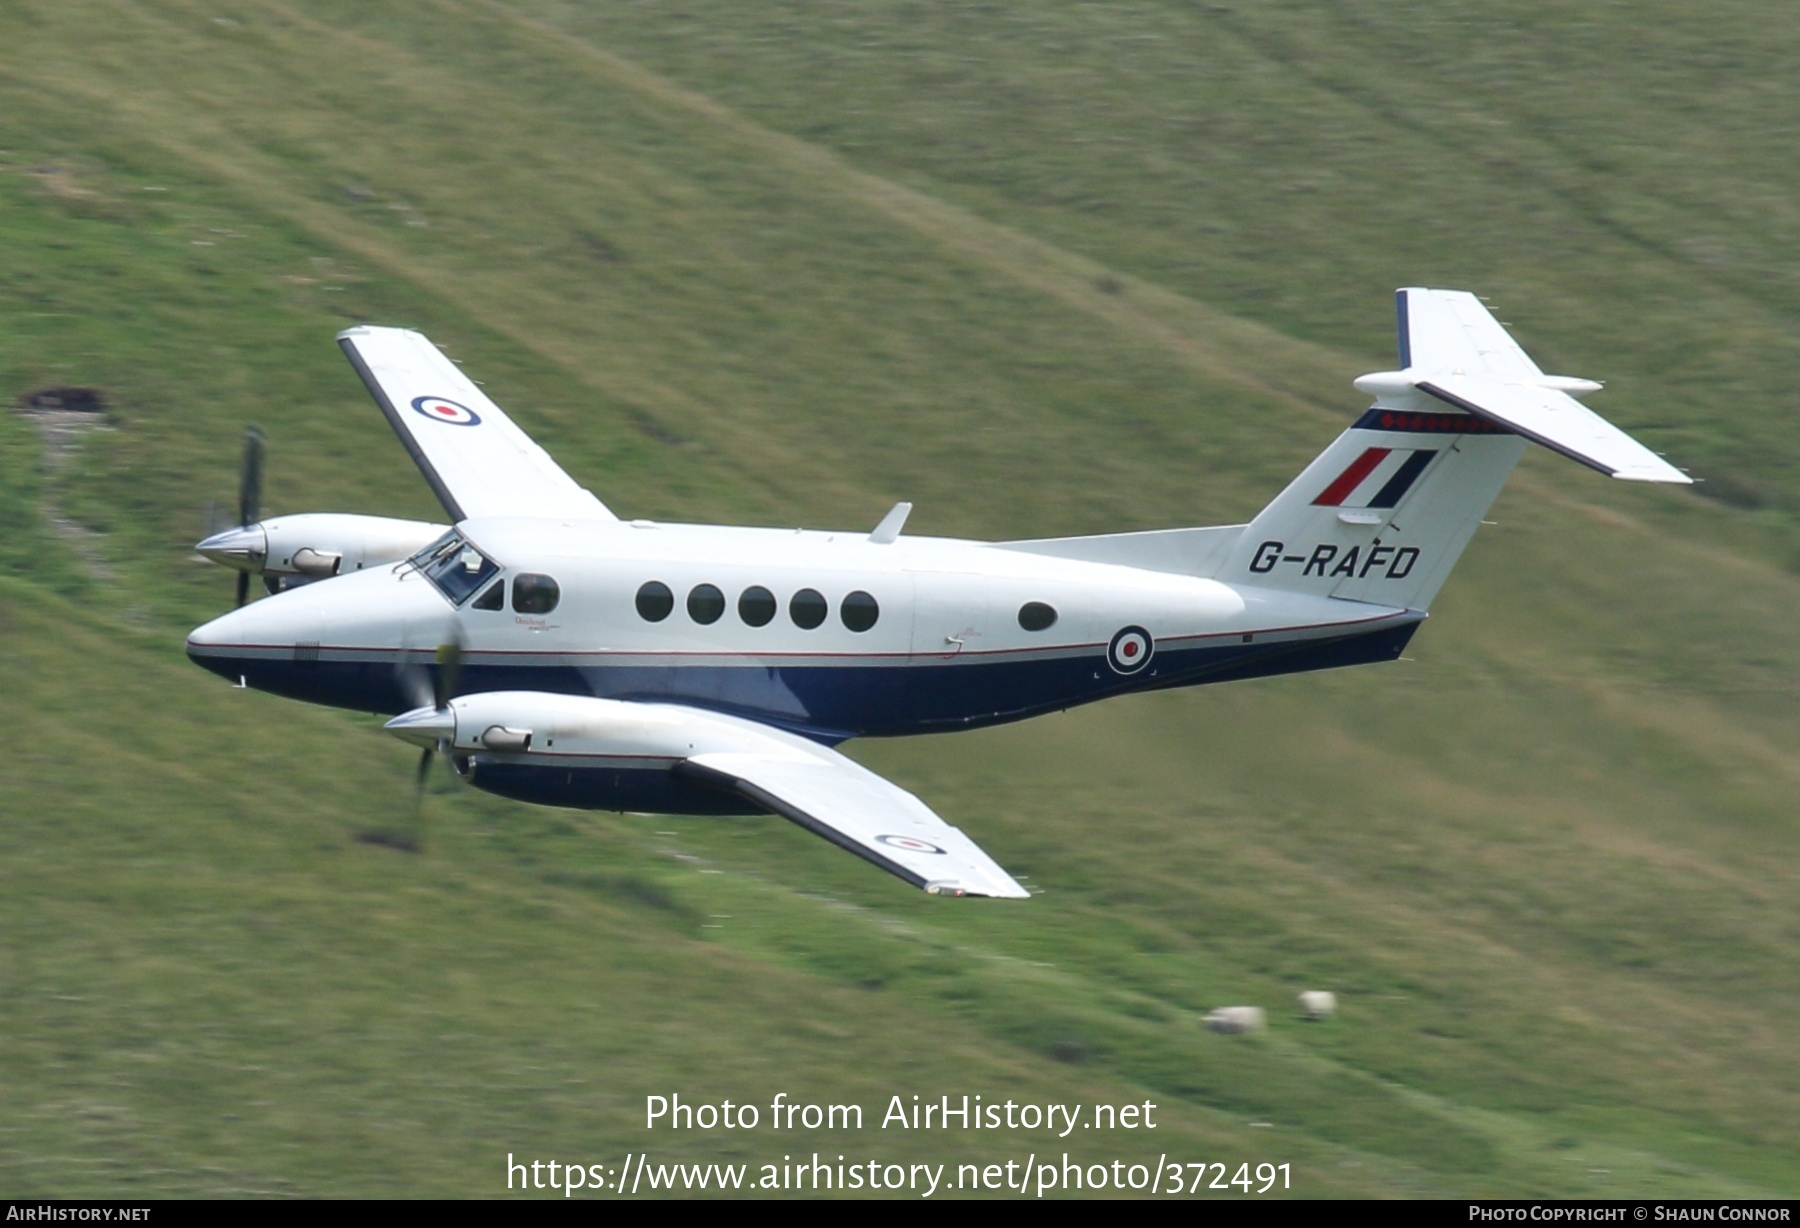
908 571 989 660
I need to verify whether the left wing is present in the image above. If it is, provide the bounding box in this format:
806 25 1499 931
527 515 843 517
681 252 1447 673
386 693 1030 899
338 326 616 522
676 751 1029 898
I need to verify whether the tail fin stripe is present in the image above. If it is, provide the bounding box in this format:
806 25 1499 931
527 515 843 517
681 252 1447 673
1352 408 1511 434
1366 450 1438 508
1313 447 1391 506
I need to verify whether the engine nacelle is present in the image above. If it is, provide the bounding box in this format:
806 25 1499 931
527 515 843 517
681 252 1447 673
262 513 449 578
385 692 807 762
199 513 448 581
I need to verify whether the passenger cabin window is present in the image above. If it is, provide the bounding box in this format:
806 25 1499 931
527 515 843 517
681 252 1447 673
841 590 879 632
472 580 505 611
688 583 726 625
413 531 499 606
790 588 827 630
636 580 674 622
738 585 776 627
1018 601 1058 632
512 573 560 615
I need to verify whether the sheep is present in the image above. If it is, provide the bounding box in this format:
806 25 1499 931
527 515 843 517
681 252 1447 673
1298 990 1337 1021
1204 1006 1267 1034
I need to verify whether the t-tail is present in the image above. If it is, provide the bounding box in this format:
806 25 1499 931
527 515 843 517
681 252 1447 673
1217 287 1689 610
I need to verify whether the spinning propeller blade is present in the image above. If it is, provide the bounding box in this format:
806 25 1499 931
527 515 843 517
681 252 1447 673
206 424 268 609
434 638 465 711
238 425 265 530
395 625 470 818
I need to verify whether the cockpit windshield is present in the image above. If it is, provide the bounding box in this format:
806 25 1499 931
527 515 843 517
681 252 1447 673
409 530 500 606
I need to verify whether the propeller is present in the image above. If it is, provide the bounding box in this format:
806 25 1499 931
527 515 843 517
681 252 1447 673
392 628 468 817
235 426 265 609
197 426 270 607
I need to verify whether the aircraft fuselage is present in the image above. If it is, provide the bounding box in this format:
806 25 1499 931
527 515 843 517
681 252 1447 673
187 515 1420 743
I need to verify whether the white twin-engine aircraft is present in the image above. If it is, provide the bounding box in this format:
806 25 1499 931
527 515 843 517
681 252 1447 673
188 289 1689 899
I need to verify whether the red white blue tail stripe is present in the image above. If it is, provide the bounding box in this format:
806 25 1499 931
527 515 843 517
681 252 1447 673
1312 447 1438 509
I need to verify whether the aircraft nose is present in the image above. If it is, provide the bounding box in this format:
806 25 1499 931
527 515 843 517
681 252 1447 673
186 589 325 655
186 565 456 710
196 524 268 572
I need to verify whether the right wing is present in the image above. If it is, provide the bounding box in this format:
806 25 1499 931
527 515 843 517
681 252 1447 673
337 326 616 522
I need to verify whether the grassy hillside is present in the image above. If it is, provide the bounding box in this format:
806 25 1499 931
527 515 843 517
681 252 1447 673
1 0 1797 1197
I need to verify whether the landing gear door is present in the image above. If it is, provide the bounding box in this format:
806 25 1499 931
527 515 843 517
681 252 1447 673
909 572 989 660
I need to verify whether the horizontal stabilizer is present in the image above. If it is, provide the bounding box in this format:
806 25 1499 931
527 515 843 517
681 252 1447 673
1420 374 1690 484
1398 286 1543 380
1355 288 1690 485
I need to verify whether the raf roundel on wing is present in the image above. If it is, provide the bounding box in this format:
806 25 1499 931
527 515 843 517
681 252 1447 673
877 835 947 855
411 395 482 427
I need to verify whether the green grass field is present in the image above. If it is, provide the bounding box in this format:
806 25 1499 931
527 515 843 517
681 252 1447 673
2 0 1797 1197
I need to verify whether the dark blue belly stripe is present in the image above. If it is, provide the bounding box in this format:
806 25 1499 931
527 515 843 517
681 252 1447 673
189 620 1420 740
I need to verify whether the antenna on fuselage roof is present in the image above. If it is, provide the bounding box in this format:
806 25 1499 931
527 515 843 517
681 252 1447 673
869 501 912 545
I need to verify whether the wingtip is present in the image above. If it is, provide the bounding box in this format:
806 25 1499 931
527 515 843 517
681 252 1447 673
335 323 427 344
927 879 1031 900
1613 468 1695 485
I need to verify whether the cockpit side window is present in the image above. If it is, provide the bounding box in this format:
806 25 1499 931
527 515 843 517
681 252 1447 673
512 573 560 615
414 531 500 606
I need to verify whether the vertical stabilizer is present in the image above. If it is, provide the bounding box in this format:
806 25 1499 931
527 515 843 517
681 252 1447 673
1218 409 1525 609
1221 288 1686 609
1012 289 1683 595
